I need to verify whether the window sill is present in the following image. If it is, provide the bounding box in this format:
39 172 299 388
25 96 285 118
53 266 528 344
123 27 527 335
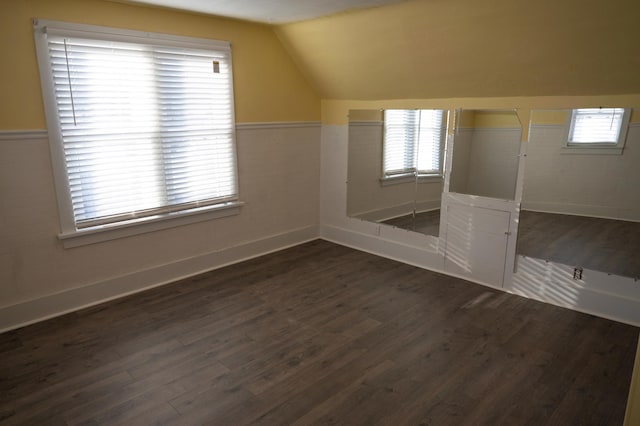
561 146 623 155
58 201 244 249
380 174 443 186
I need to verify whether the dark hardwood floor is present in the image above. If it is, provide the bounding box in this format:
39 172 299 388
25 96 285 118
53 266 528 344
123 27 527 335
0 240 637 425
381 210 440 236
517 210 640 278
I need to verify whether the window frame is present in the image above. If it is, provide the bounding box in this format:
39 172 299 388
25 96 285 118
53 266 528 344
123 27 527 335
33 19 242 247
562 108 631 155
381 109 446 185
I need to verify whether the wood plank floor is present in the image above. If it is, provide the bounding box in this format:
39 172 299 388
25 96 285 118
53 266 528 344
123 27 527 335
0 240 637 425
381 210 440 237
517 210 640 278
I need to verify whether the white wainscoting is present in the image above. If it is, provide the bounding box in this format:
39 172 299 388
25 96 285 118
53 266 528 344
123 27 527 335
523 123 640 222
0 123 321 332
0 225 318 333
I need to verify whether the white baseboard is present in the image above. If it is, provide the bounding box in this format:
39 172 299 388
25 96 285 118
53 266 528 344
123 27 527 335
321 224 511 293
0 225 319 333
322 224 640 327
510 255 640 327
321 223 445 273
354 199 441 223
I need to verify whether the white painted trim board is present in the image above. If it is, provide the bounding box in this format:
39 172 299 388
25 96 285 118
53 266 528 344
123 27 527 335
0 225 319 333
0 122 322 142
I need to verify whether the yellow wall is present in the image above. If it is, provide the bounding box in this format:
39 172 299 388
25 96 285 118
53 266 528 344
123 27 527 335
626 337 640 425
275 0 640 101
321 96 640 126
472 111 521 129
530 110 569 126
348 109 383 122
0 0 320 129
456 110 520 129
530 108 640 125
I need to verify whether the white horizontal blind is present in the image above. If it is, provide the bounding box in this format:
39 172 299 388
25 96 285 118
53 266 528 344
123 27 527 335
383 109 444 177
384 110 418 176
569 108 624 144
45 32 237 228
416 109 444 174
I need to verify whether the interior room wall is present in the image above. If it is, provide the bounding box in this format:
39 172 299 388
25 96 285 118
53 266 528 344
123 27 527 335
523 109 640 221
0 0 321 330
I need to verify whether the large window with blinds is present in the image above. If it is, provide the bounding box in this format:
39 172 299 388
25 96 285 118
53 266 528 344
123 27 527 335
382 109 446 180
34 20 239 244
565 108 630 154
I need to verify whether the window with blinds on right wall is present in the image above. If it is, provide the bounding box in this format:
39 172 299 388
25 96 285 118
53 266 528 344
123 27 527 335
563 108 631 155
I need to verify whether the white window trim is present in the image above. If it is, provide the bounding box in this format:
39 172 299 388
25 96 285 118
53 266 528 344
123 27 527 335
59 202 243 249
379 173 443 186
562 108 631 155
33 19 242 247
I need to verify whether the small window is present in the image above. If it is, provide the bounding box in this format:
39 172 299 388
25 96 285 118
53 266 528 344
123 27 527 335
564 108 630 154
382 109 446 182
34 20 241 245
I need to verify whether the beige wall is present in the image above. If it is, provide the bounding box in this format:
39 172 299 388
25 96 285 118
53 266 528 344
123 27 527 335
0 0 321 325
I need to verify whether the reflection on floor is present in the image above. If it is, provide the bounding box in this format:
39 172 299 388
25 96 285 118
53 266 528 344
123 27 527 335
381 209 440 236
517 210 640 278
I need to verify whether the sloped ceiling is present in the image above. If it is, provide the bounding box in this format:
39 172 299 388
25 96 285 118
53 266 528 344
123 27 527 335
274 0 640 100
111 0 409 23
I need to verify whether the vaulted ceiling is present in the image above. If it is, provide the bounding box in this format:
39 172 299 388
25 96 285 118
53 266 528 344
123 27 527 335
111 0 409 23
